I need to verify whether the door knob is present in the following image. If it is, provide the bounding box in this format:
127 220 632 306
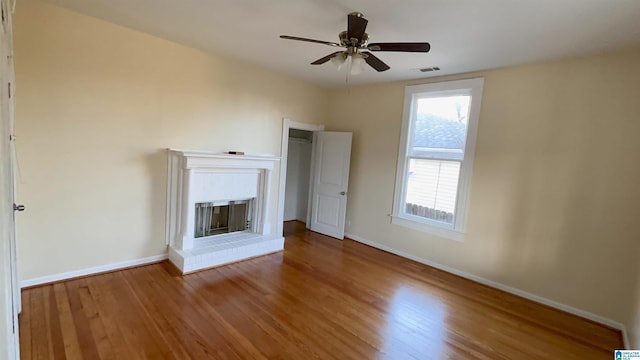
340 191 347 195
13 204 25 212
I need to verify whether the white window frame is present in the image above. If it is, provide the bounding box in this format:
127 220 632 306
392 78 484 241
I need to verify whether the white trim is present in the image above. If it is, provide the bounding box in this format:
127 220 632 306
19 254 168 288
1 0 19 356
392 78 484 240
277 118 324 236
623 330 630 350
165 150 176 245
345 231 629 346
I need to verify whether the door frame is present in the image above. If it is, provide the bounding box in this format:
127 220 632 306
277 118 324 236
1 0 19 356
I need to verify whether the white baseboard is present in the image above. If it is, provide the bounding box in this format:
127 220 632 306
345 232 630 349
20 253 169 288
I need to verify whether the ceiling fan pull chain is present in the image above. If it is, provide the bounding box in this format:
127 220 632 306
345 56 352 84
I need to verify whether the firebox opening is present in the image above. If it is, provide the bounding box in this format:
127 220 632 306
194 200 253 238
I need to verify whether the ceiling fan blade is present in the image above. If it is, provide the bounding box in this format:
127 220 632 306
361 51 390 72
368 42 431 52
280 35 341 47
311 51 344 65
347 12 368 42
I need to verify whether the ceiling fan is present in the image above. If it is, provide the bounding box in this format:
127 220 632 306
280 12 430 74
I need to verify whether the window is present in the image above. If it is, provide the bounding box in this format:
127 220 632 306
392 78 484 241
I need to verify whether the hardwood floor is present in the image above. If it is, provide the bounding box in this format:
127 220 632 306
20 221 623 359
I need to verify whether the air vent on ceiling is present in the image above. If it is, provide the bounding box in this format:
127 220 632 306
419 66 440 72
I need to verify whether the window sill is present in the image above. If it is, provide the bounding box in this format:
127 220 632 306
391 215 465 242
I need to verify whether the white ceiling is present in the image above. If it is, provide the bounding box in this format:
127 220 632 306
40 0 640 88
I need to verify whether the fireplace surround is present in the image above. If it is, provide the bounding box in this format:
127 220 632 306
166 149 283 273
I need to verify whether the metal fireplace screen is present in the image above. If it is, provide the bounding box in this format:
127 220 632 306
194 200 253 238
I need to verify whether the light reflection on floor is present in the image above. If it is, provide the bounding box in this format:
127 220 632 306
380 285 447 359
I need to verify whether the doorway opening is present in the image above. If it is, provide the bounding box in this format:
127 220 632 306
277 118 353 240
276 119 324 237
284 129 313 225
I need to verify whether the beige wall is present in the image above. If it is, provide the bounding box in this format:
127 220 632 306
327 48 640 327
13 0 327 280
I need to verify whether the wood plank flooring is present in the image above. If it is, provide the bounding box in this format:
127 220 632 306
19 221 623 359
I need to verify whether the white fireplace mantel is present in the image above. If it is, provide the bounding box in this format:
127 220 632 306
165 149 283 273
169 149 280 170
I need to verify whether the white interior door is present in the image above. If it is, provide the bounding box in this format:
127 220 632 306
0 0 20 356
309 131 352 239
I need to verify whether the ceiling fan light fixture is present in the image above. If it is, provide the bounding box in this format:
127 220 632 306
330 52 347 70
350 52 366 75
